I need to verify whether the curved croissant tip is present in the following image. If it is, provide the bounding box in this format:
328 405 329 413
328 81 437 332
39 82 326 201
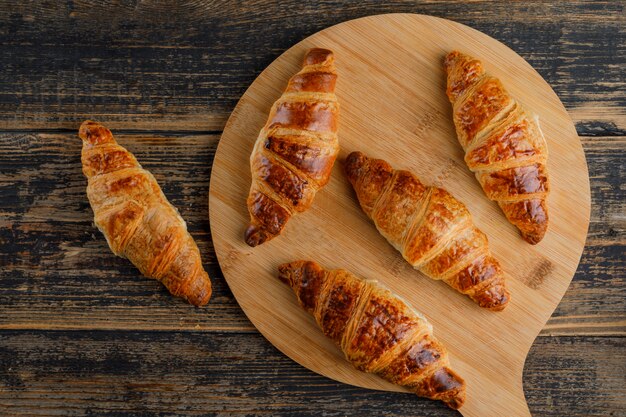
423 367 466 409
172 270 212 307
244 224 275 247
343 151 366 183
277 262 294 285
304 48 334 66
187 286 212 307
78 120 113 145
345 151 365 163
486 288 511 312
521 230 545 245
278 260 312 287
444 50 474 72
444 50 461 65
488 299 510 312
444 390 466 410
78 119 98 136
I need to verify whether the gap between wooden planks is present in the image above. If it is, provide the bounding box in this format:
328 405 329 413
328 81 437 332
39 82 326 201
0 132 623 337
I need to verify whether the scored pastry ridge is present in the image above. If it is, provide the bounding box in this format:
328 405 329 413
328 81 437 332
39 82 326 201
345 151 510 311
245 48 340 247
444 50 550 244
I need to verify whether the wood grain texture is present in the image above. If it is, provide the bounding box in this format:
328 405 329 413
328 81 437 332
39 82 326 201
0 1 624 133
0 331 624 417
0 132 623 335
0 1 624 416
209 14 590 417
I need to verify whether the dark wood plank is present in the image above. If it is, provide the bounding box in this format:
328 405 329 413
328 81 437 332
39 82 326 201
0 1 624 133
0 330 623 416
1 132 623 335
0 132 243 331
546 136 626 335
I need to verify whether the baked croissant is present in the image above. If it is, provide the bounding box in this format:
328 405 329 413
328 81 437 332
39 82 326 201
444 50 550 244
345 151 510 311
79 121 212 306
245 48 339 246
279 260 466 409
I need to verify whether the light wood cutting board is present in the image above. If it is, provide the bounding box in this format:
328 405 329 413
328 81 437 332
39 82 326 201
208 14 590 416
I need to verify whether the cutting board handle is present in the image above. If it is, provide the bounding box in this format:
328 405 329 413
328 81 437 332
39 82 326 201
460 365 532 417
509 371 532 417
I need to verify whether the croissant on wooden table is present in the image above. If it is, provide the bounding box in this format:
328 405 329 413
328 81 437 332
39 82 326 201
279 260 466 409
245 47 340 247
345 151 510 311
79 121 212 306
444 50 550 244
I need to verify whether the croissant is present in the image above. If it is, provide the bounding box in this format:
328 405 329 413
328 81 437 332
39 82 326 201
79 121 212 306
245 48 339 246
444 50 550 244
279 260 466 409
345 151 510 311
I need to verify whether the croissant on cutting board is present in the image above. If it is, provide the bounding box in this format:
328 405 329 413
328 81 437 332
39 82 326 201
79 121 212 306
245 48 340 247
345 151 510 311
444 50 550 244
279 260 466 409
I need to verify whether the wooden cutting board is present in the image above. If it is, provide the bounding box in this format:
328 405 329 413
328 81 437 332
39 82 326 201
208 14 590 417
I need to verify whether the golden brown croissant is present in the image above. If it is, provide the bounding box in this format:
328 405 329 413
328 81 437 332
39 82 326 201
345 151 510 311
279 260 466 409
245 48 339 246
444 50 550 244
79 121 212 306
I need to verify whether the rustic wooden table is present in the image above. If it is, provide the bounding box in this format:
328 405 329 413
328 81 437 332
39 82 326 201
1 2 624 416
